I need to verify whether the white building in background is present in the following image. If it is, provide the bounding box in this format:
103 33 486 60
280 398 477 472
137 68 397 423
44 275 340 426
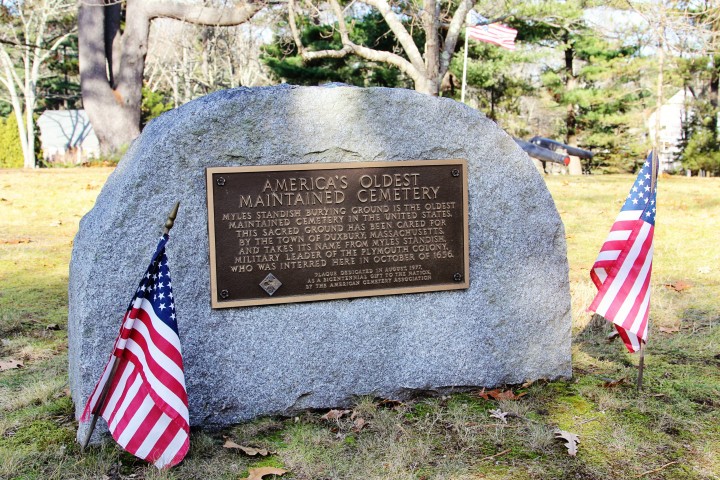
37 110 100 163
647 89 691 173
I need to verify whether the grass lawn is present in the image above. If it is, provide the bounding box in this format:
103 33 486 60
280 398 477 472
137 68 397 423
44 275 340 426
0 168 718 480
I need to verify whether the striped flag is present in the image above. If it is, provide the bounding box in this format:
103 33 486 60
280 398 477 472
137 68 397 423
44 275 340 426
81 234 189 468
589 152 658 353
466 11 517 51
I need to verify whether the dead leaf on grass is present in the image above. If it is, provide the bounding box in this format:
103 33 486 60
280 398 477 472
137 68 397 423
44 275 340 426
0 359 24 371
659 326 680 334
222 438 269 456
321 409 351 421
49 220 62 227
554 429 580 456
489 409 508 423
476 388 526 401
377 398 404 409
240 467 287 480
46 324 60 331
607 330 620 342
602 377 627 388
664 281 692 292
353 417 367 431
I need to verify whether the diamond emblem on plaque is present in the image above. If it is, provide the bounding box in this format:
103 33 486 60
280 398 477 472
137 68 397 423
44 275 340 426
260 273 282 296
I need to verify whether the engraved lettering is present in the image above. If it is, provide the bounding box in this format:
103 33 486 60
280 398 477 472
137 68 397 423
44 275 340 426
208 161 467 307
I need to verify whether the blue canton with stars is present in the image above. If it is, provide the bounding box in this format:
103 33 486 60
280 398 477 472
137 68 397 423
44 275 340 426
132 234 178 333
621 152 658 226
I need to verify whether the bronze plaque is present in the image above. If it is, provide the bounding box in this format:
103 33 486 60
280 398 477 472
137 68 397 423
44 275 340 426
206 160 469 308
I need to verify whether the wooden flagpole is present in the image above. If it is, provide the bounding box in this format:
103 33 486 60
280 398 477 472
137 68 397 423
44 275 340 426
638 21 664 391
81 202 180 450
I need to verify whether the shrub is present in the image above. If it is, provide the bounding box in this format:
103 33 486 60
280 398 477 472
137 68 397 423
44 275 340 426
0 113 23 168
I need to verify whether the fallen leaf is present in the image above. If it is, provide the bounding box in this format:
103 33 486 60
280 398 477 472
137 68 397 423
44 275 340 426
493 389 526 401
489 409 508 423
321 409 351 421
0 359 24 371
241 467 287 480
223 438 269 456
659 326 680 334
521 380 535 389
664 281 692 292
377 398 404 409
476 388 526 401
49 220 62 227
475 388 491 399
698 266 711 274
46 324 60 331
607 330 620 342
353 417 367 431
554 429 580 456
602 377 627 388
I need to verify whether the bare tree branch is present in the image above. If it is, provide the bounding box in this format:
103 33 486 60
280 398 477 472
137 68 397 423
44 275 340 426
144 1 262 26
440 0 476 82
288 0 426 87
364 0 425 73
39 29 77 64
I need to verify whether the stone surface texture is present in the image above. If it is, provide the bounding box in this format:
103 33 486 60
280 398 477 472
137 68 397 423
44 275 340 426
69 85 571 441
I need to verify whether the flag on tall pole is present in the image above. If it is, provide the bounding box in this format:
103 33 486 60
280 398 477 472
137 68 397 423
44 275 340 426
588 153 658 353
461 11 517 102
466 11 517 51
81 203 189 469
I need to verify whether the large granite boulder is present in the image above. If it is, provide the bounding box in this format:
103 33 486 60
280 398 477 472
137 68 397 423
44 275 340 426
69 85 571 441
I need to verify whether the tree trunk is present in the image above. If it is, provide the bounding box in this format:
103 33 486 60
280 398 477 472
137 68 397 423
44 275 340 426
24 102 35 168
564 31 577 147
422 0 441 96
79 0 261 155
710 54 719 139
79 2 141 154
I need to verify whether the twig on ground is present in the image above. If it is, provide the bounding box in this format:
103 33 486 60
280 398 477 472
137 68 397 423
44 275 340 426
480 449 511 461
635 461 679 478
576 416 600 426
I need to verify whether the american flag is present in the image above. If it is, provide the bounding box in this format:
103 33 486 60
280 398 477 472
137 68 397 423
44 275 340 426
589 153 658 353
466 11 517 51
81 234 189 468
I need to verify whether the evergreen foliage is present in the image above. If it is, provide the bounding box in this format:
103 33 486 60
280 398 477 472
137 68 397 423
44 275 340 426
676 54 720 175
507 1 653 173
141 87 173 128
262 12 412 89
0 113 24 168
449 42 532 132
557 35 652 172
36 34 81 111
